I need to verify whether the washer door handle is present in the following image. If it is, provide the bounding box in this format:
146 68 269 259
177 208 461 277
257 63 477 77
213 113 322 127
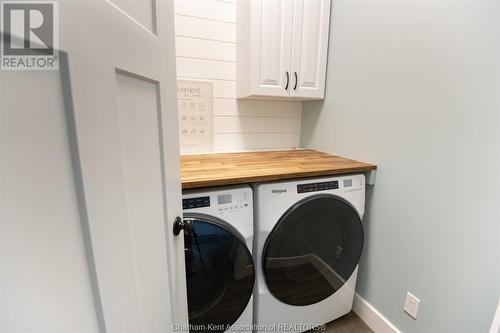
173 216 193 236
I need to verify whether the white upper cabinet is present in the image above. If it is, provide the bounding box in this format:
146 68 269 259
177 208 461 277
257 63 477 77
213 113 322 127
291 0 331 99
237 0 331 100
248 0 293 97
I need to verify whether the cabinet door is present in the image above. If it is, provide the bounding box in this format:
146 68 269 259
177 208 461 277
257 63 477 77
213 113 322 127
290 0 331 99
251 0 294 97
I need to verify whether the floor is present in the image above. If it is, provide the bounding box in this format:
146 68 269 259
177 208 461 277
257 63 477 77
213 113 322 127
322 312 373 333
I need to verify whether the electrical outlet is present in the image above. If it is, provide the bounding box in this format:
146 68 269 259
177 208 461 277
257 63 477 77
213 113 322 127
403 292 420 319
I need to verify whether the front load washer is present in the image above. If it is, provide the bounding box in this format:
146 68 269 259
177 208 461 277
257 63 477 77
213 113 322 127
254 174 365 333
182 185 254 333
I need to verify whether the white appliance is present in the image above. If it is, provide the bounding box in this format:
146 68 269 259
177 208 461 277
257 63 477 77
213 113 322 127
254 175 366 333
182 185 254 333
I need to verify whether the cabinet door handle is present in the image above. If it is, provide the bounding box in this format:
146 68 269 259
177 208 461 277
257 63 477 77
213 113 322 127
293 72 298 90
285 71 289 90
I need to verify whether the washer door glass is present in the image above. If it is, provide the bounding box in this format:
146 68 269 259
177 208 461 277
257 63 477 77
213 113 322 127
184 213 254 333
263 194 364 306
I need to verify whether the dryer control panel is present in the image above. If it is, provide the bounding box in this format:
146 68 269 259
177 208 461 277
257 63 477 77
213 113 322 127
297 181 338 193
257 175 365 229
296 176 364 194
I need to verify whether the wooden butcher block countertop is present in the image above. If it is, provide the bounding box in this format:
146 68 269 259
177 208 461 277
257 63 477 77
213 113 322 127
180 149 377 189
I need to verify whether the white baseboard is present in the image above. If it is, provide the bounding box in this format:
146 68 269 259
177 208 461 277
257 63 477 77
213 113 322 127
490 300 500 333
353 293 401 333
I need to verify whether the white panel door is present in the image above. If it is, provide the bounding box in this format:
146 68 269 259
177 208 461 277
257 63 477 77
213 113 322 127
1 64 101 333
0 1 187 332
290 0 331 99
251 0 293 97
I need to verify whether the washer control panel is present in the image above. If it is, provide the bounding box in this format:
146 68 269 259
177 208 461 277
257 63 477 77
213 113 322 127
215 190 250 215
182 188 251 216
182 185 253 236
182 196 210 210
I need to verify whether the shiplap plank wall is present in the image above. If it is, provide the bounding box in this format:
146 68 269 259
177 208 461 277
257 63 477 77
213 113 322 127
174 0 302 152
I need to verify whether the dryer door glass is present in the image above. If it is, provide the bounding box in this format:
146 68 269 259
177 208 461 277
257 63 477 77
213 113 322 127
184 214 255 333
262 194 363 306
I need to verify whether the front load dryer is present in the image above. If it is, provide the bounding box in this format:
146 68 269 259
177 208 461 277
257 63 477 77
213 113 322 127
182 185 254 333
254 174 366 333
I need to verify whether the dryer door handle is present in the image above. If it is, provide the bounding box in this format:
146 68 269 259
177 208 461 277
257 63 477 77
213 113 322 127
173 216 193 236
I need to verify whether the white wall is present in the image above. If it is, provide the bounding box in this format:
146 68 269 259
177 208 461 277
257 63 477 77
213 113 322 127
301 1 500 332
174 0 302 153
